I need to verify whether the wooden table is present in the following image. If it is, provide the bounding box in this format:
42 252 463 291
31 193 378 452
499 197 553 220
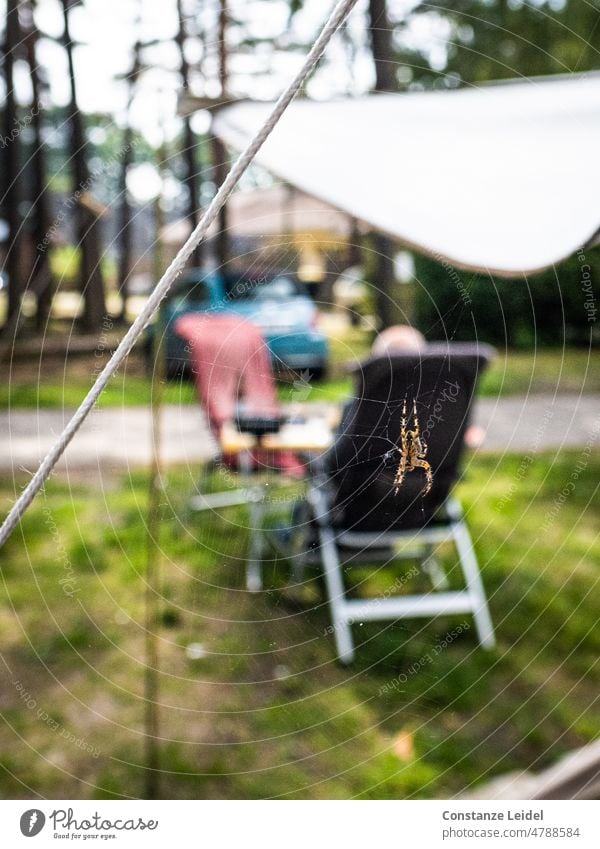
220 416 335 456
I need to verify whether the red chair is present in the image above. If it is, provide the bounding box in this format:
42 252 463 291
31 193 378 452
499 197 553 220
175 314 275 426
175 314 304 590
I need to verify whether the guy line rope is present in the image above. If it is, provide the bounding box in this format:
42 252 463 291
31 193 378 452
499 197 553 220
0 0 360 548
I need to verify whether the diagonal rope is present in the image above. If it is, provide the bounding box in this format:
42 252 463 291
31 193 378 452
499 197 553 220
0 0 360 548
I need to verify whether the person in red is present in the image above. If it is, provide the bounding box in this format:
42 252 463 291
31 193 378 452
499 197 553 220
175 313 305 476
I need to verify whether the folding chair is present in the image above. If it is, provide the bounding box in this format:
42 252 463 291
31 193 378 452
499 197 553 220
302 343 496 664
175 313 304 591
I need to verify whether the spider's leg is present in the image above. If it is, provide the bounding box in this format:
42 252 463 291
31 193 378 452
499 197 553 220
415 436 427 458
423 462 433 496
394 453 408 495
413 458 433 496
413 399 420 435
401 397 407 438
393 397 411 494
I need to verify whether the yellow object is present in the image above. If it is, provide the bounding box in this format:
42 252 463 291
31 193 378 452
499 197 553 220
297 243 326 283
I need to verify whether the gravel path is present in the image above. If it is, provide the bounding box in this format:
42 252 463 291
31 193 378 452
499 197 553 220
1 394 598 475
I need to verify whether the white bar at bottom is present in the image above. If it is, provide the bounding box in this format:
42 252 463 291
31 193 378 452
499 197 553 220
0 800 598 848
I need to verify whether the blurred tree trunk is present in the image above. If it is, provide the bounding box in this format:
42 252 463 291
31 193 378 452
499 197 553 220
1 0 23 330
116 37 142 324
368 0 396 92
367 0 396 329
116 122 134 323
22 0 54 332
212 0 229 268
176 0 202 267
61 0 106 332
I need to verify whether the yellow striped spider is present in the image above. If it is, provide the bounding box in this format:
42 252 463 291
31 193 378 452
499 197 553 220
393 398 433 496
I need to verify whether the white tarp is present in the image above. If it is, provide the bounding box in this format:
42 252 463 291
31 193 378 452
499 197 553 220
213 73 600 276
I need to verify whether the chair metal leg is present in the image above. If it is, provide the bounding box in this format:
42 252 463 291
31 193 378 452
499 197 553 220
318 524 355 664
246 495 265 592
308 487 495 661
422 544 450 590
452 518 496 649
189 484 265 590
287 498 315 587
189 488 260 511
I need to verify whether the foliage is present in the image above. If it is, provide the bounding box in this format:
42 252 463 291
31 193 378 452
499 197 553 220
414 249 598 348
389 0 600 90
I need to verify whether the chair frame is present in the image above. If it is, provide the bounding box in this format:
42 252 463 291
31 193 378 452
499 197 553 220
307 481 495 664
188 451 268 592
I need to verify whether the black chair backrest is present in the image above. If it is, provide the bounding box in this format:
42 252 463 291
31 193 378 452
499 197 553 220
324 343 494 531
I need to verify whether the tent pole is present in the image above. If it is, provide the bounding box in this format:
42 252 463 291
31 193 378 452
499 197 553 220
143 148 168 800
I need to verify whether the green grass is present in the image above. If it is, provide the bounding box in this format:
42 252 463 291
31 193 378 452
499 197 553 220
0 449 598 799
479 348 600 397
2 324 598 410
0 370 197 409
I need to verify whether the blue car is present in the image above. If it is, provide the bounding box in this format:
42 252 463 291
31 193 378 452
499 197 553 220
149 269 329 379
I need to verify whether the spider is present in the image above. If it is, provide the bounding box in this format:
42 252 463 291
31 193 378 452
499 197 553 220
393 398 433 496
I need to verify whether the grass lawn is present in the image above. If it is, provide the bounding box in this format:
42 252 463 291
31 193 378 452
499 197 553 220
0 449 598 799
1 324 599 410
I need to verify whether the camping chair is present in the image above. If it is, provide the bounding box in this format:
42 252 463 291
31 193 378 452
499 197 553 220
300 343 496 664
175 313 304 591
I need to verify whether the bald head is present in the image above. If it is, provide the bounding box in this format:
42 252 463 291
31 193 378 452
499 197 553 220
372 325 426 357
